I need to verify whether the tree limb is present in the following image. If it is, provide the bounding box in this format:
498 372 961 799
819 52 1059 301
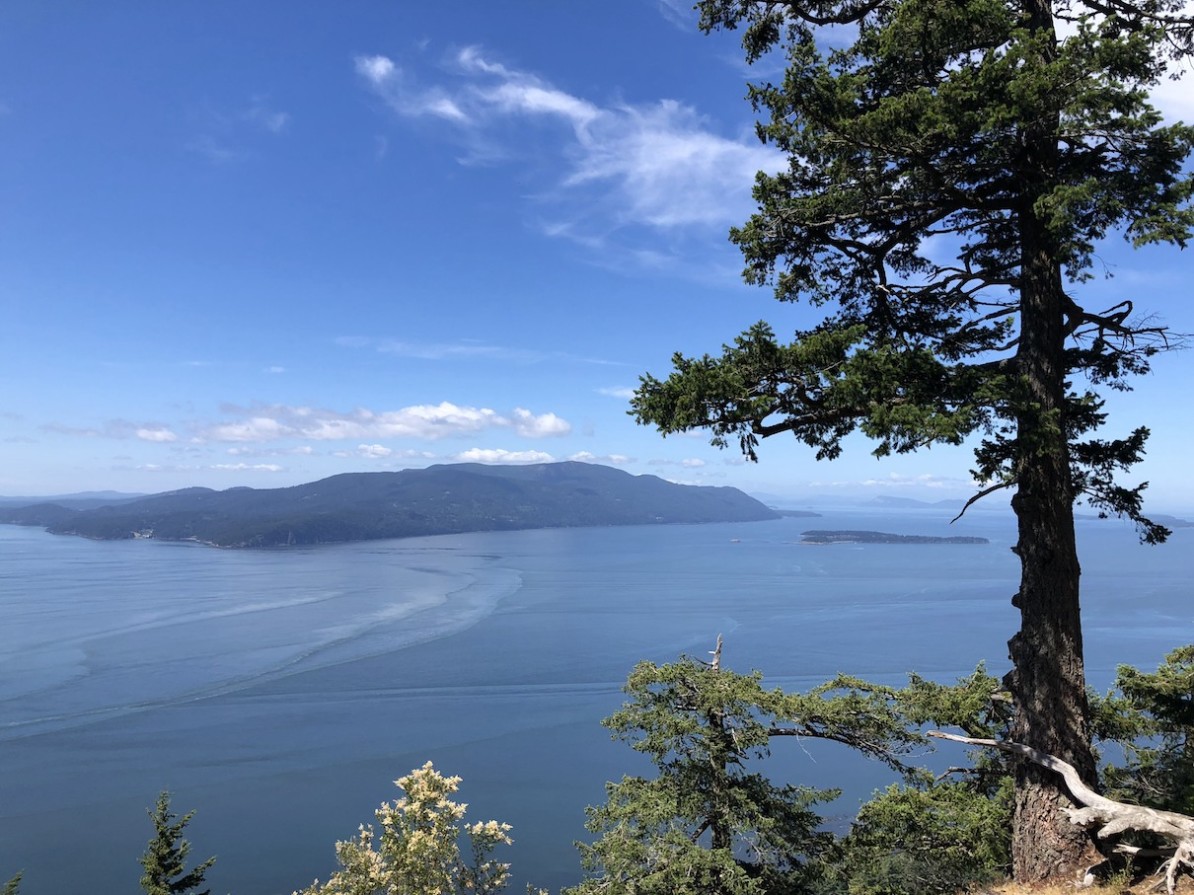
951 480 1016 524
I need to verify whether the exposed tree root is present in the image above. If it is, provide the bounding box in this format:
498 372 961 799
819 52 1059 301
929 731 1194 894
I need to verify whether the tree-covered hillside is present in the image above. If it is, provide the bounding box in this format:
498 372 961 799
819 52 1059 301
0 462 778 547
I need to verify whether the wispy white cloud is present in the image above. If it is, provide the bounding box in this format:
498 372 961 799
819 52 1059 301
354 53 469 122
45 419 179 441
338 335 626 367
132 462 284 474
457 45 601 129
356 54 396 85
648 457 708 468
357 443 393 458
377 339 539 362
453 448 555 464
188 95 291 164
205 415 293 442
353 47 780 245
655 0 697 29
597 386 635 399
226 445 314 457
187 135 242 164
199 401 571 444
43 404 571 448
808 472 976 490
568 451 633 465
243 96 290 133
563 99 772 230
136 427 178 443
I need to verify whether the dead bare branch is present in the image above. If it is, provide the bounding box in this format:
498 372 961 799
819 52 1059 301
952 480 1016 524
928 731 1194 894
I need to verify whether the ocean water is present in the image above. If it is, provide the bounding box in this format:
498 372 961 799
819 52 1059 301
0 509 1190 893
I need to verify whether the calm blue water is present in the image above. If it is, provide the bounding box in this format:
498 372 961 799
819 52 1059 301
1 509 1190 893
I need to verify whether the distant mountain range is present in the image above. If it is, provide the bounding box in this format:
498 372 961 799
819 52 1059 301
0 490 146 510
0 462 779 548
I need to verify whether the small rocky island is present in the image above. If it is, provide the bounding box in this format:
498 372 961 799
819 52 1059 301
801 529 989 545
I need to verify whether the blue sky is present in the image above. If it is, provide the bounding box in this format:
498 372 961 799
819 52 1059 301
2 2 1193 508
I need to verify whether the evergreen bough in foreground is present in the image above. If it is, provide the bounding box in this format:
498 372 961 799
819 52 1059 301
139 791 215 895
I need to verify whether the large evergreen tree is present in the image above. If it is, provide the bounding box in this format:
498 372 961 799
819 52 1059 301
633 0 1194 881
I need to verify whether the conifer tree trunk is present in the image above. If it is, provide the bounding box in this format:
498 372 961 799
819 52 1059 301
1007 404 1099 878
1008 7 1100 866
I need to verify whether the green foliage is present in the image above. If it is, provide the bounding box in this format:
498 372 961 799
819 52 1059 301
634 0 1194 534
573 650 1025 895
830 778 1014 895
571 653 838 895
139 791 215 895
1094 645 1194 814
294 762 518 895
2 872 21 895
819 667 1016 895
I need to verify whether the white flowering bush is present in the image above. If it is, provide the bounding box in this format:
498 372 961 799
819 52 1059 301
294 762 515 895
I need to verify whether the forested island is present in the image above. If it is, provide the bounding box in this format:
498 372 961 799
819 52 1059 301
800 530 989 545
0 462 778 547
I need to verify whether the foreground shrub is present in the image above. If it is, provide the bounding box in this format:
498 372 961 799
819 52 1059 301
294 762 517 895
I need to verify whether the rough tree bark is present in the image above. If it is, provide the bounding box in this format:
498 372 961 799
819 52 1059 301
1004 1 1101 877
